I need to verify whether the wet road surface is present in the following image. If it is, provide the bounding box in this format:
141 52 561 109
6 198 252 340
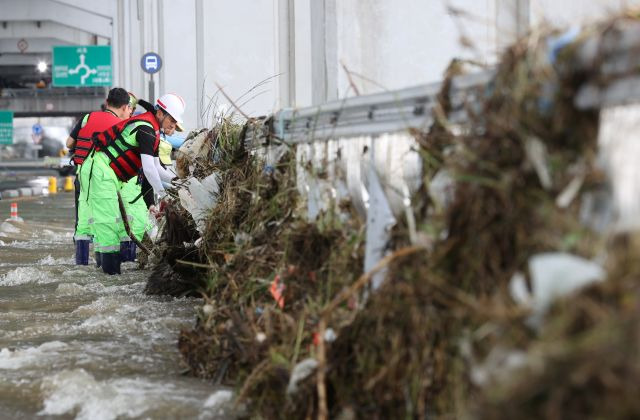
0 188 232 419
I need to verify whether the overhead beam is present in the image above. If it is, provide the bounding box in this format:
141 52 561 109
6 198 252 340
0 65 45 77
0 0 113 39
0 22 95 46
50 0 115 20
0 54 50 66
0 90 106 116
0 38 72 54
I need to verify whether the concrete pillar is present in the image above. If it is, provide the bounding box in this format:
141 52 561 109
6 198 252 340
195 0 204 125
310 0 338 105
137 0 146 98
158 0 165 95
495 0 530 50
293 0 312 107
113 0 125 88
276 0 296 108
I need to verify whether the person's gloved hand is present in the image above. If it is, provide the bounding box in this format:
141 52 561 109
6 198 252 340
149 202 166 221
150 190 169 221
148 204 158 219
158 199 168 214
155 189 168 205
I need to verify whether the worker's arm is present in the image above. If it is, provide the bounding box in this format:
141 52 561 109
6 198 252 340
66 117 84 150
154 156 176 182
137 126 165 198
141 154 165 197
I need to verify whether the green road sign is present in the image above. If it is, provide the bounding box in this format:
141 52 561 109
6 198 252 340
0 111 13 145
52 45 112 87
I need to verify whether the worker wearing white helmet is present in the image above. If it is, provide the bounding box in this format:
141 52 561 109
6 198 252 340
83 93 186 275
119 94 185 262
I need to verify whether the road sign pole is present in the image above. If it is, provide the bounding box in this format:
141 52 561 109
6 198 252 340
149 73 155 105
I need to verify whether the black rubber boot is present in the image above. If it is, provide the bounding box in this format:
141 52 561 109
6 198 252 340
101 252 121 275
95 252 102 268
75 240 90 265
120 241 137 262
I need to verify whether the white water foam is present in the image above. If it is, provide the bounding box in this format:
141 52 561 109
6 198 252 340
202 389 234 409
37 255 75 266
0 266 56 286
61 269 94 277
72 295 194 344
0 341 68 370
0 222 20 234
39 369 201 420
198 390 236 419
7 240 65 249
39 369 150 419
55 282 106 296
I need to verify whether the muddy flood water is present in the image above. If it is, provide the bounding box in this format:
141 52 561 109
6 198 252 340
0 188 232 419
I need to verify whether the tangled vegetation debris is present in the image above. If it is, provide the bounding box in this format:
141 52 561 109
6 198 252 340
146 14 640 420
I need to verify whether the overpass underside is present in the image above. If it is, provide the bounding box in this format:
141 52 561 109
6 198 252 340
0 87 107 117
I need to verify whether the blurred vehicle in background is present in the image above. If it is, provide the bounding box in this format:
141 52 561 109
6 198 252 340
0 116 77 175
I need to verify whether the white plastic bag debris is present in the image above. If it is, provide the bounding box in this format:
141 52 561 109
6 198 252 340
579 189 614 233
175 129 210 178
147 212 160 243
470 346 529 386
429 169 456 211
525 137 552 190
555 168 586 209
286 358 318 396
510 253 605 321
178 173 220 234
0 221 21 233
323 328 337 343
202 304 215 316
234 232 251 246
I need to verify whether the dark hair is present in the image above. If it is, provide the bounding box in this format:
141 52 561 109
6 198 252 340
106 87 130 108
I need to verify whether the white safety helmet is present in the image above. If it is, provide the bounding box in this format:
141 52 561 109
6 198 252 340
156 93 185 132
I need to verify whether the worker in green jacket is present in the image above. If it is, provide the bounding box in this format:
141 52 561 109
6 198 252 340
118 174 152 262
67 88 136 266
83 93 185 274
118 110 179 263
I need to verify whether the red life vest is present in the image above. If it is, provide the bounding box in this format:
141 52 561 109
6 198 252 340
92 112 161 182
72 111 120 165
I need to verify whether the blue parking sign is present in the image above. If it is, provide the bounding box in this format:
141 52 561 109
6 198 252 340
32 123 43 136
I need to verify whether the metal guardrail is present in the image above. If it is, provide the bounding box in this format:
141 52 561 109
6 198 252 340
270 70 493 144
241 19 640 292
247 20 640 146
